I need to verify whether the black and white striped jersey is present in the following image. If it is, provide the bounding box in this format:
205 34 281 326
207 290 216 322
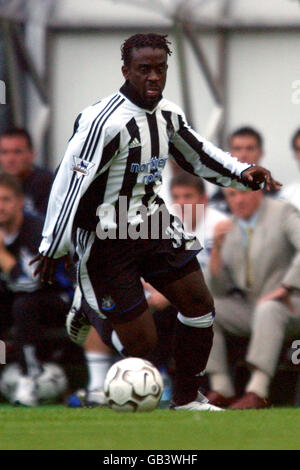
39 83 254 259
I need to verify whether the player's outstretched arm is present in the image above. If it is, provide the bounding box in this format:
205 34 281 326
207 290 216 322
168 107 282 191
29 254 71 285
241 166 282 192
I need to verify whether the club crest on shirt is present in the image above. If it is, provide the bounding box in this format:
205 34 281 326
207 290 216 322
166 123 175 142
72 157 95 177
101 295 116 311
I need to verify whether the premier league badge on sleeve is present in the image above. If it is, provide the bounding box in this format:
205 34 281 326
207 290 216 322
72 157 95 178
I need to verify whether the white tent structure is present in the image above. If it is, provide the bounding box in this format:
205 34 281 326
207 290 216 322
2 0 300 184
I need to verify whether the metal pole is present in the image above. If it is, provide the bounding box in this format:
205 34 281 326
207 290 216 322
25 0 53 166
11 22 48 104
217 0 231 147
1 19 24 126
174 21 195 128
182 21 223 106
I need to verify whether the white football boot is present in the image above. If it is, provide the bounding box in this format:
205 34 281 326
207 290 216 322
66 286 91 345
171 391 224 411
13 376 38 407
84 388 107 407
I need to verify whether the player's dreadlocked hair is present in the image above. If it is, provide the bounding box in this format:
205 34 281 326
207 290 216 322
121 33 172 66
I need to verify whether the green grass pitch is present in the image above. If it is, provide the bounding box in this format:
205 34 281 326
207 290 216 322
0 405 299 450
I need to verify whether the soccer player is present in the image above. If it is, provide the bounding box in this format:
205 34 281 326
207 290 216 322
31 33 280 411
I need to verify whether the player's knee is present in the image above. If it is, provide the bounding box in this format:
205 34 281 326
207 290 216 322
125 329 158 358
189 292 215 316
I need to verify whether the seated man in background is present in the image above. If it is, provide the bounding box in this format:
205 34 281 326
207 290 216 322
206 187 300 409
0 127 53 217
210 127 265 214
0 174 69 406
279 128 300 210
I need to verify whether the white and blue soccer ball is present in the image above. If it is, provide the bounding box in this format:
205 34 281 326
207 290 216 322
104 357 163 412
0 362 67 402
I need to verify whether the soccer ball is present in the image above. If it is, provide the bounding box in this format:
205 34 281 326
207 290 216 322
36 363 67 400
0 362 67 402
104 358 163 412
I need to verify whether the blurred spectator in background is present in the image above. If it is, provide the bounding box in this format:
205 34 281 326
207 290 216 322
206 188 300 409
0 174 70 406
170 173 228 274
0 128 53 217
279 128 300 210
210 127 264 214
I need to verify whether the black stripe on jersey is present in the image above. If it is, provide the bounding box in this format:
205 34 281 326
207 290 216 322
161 110 197 175
74 166 111 231
169 142 197 175
118 118 142 212
88 98 125 165
79 94 120 161
161 110 175 140
177 115 243 183
142 112 159 208
98 132 120 172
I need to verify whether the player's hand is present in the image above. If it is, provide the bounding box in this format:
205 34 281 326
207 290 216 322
241 166 282 192
29 253 71 285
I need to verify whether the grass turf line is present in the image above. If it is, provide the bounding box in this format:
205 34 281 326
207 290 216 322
0 405 299 450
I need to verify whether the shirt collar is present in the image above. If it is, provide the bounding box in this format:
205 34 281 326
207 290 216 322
237 211 259 231
119 81 163 111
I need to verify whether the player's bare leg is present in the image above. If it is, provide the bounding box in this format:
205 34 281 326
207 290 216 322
111 308 158 358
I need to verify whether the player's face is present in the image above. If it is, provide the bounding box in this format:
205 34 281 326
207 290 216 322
0 136 34 177
0 186 23 227
122 47 168 107
224 187 263 219
293 136 300 167
171 185 207 224
230 135 262 165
